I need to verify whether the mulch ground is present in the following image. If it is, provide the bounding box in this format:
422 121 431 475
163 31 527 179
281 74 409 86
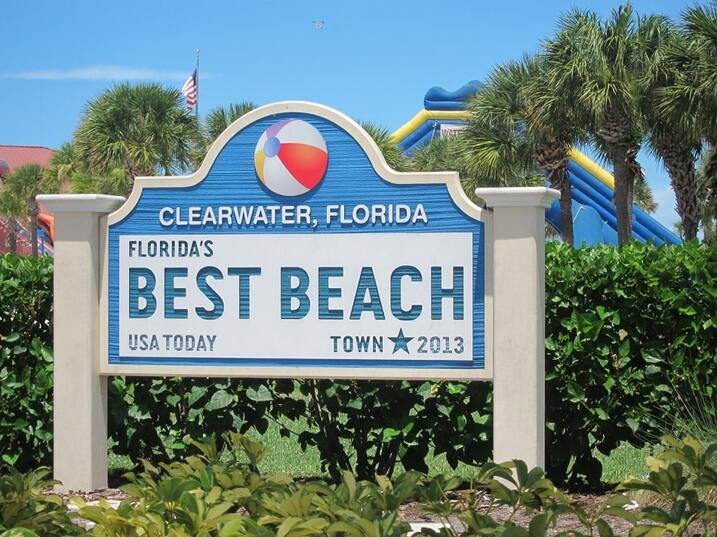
400 490 636 535
60 488 129 503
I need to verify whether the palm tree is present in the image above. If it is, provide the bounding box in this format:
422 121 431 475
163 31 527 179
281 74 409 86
69 168 132 197
0 188 21 254
0 164 55 257
642 21 702 240
544 5 662 244
73 83 200 193
45 142 79 192
461 61 537 188
696 153 717 243
409 136 482 201
634 176 657 214
462 57 580 243
526 57 589 245
204 102 256 143
47 140 133 197
0 166 18 254
669 4 717 237
360 122 410 172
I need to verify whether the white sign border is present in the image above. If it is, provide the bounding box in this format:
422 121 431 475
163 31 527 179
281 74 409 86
99 101 494 381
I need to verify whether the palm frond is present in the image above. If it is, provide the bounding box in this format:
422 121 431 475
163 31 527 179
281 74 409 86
73 83 200 187
359 122 409 172
204 101 257 143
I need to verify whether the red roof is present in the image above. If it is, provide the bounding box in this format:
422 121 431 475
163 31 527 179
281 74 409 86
0 145 55 176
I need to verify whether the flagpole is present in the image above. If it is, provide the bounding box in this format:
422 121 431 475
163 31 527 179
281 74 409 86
195 48 200 120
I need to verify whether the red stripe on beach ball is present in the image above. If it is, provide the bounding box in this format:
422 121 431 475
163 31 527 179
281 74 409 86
278 143 329 189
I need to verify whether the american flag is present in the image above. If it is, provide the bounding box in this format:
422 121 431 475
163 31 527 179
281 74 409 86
181 70 198 110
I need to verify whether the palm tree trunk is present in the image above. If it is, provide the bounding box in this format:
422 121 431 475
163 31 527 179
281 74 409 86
559 181 574 245
28 199 39 257
6 217 18 254
535 142 573 245
703 216 717 244
599 108 641 245
659 145 700 241
625 146 640 230
549 166 573 245
704 146 717 224
612 146 633 245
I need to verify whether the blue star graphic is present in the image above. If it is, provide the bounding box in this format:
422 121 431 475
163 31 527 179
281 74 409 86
388 328 413 354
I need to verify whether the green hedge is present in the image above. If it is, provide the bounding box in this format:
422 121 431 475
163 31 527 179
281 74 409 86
545 241 717 484
0 255 54 469
0 242 715 485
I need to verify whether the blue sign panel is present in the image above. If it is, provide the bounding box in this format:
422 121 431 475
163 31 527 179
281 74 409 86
106 103 486 375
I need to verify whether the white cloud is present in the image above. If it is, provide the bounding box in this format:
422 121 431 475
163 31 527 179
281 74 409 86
2 65 200 81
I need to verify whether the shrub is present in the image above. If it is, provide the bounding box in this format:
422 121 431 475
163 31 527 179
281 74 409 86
268 379 492 480
110 377 493 482
0 467 83 536
0 255 53 470
74 432 419 537
544 241 717 485
618 435 717 536
107 377 274 463
6 434 717 537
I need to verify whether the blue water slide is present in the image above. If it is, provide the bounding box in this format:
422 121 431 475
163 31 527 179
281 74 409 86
568 160 680 244
399 121 440 151
399 121 464 156
568 167 658 244
401 82 682 246
424 80 482 110
403 127 438 156
546 200 615 247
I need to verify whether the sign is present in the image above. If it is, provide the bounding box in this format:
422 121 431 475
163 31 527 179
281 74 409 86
440 124 467 137
104 102 490 379
42 102 555 489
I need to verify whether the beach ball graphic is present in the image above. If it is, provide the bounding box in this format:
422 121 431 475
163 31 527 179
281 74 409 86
254 119 328 196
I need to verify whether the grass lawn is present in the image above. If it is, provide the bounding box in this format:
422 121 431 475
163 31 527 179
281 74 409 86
108 417 652 484
596 442 651 483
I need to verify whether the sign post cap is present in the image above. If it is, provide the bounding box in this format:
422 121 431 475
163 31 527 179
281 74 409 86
37 194 126 214
475 187 560 209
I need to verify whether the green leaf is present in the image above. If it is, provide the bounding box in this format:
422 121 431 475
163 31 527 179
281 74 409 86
205 501 233 521
3 333 20 343
247 385 273 402
2 453 19 465
626 418 640 433
528 513 550 537
187 386 208 406
208 390 233 410
502 526 529 537
603 377 616 392
595 518 614 537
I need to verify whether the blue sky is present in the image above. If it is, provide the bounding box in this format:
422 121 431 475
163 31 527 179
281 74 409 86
1 0 691 229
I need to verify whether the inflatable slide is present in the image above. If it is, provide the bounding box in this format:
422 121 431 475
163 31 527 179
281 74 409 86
391 81 681 246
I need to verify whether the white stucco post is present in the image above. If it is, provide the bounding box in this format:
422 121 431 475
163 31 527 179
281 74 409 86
476 187 559 470
37 194 125 492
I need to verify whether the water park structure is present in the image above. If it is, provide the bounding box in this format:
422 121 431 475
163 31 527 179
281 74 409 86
391 81 682 246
